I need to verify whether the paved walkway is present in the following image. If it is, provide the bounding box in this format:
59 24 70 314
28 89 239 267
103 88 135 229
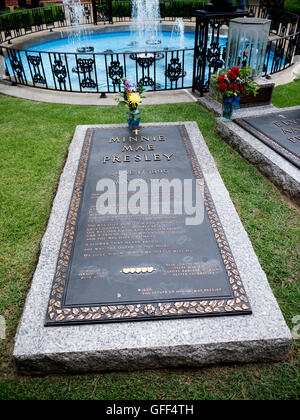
0 82 198 105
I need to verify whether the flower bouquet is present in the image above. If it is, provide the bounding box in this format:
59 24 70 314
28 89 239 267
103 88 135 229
116 78 146 129
212 67 259 119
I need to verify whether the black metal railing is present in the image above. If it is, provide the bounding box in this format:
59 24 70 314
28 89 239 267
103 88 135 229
264 30 300 76
248 2 300 38
1 45 193 92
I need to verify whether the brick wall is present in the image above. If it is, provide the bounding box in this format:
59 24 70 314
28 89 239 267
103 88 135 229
3 0 32 8
1 0 62 10
5 0 19 6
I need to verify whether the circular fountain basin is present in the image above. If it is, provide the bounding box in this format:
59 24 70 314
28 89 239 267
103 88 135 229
5 25 279 93
22 29 196 54
7 28 200 91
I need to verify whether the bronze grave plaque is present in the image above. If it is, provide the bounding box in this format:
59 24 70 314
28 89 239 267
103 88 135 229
234 109 300 168
45 125 251 325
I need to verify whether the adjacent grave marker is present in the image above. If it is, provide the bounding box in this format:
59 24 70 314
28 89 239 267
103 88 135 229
235 109 300 168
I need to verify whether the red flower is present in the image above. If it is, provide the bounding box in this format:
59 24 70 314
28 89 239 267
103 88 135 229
231 66 240 75
217 75 225 83
229 83 239 91
239 85 245 93
218 82 228 92
227 71 237 80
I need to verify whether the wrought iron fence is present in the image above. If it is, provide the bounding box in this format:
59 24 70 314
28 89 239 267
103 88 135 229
1 45 193 92
264 30 300 76
248 2 300 39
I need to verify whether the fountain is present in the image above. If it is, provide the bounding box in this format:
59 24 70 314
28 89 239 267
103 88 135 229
131 0 162 48
63 0 94 53
130 0 164 65
62 0 95 74
171 18 185 50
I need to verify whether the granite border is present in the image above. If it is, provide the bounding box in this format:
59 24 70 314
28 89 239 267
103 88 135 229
13 122 292 375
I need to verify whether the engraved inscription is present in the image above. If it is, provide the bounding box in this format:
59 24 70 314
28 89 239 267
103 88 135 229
45 125 252 325
235 109 300 168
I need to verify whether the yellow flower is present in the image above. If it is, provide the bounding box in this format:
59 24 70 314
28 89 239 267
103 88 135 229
128 92 141 104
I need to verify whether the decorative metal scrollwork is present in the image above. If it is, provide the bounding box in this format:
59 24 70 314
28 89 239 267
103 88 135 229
32 73 46 84
76 58 94 74
27 54 46 85
136 55 155 69
108 60 124 86
27 55 42 67
76 58 97 89
207 42 224 72
53 59 67 88
209 18 224 30
9 52 25 81
166 58 186 82
193 14 237 94
139 75 155 87
81 78 97 89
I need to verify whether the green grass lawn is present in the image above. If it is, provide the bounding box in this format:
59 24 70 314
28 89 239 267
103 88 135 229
284 0 300 14
272 79 300 108
0 82 299 400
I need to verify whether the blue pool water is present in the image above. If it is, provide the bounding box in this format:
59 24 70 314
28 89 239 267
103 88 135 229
28 30 197 54
7 31 197 91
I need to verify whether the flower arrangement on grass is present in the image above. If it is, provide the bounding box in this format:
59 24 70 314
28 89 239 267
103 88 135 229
115 78 146 112
212 66 259 119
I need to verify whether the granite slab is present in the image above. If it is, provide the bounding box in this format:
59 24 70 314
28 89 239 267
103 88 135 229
13 122 292 375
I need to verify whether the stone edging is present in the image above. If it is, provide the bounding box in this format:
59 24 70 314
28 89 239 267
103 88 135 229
13 122 291 375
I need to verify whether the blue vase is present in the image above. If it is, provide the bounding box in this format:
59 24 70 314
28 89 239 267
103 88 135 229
127 108 140 129
223 96 240 120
